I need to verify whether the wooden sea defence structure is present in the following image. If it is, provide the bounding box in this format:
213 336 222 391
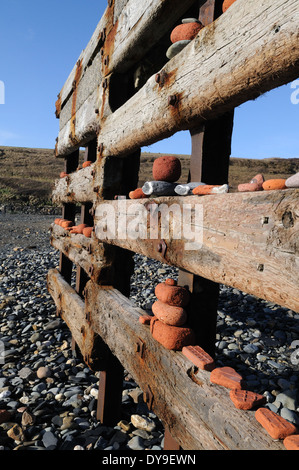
47 0 299 450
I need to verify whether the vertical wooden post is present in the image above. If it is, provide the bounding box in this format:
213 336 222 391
165 0 234 450
75 140 97 297
179 0 234 358
96 149 141 426
59 149 79 284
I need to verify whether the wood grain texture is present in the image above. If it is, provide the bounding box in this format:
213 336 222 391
46 269 285 449
46 268 101 369
83 281 285 450
94 189 299 312
56 0 299 157
55 0 196 156
50 223 115 284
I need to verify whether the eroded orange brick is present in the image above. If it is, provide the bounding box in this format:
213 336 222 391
255 408 297 440
210 366 243 389
283 434 299 450
182 345 215 371
138 315 152 325
229 389 266 410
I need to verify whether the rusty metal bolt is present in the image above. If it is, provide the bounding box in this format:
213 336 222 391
261 216 269 225
168 94 178 106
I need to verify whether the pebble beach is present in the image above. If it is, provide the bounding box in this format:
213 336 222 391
0 211 298 450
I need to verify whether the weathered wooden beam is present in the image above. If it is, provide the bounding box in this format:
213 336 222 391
56 0 299 158
46 268 103 370
50 224 115 284
46 268 285 449
52 164 96 205
56 0 196 156
82 281 285 451
94 189 299 312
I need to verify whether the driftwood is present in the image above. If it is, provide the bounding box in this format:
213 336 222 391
47 268 285 450
52 164 95 204
56 0 299 157
50 224 115 284
94 189 299 312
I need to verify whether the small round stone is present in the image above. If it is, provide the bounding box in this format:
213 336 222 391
166 40 191 59
152 156 181 183
170 22 203 43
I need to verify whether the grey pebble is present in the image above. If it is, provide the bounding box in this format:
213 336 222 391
166 40 191 59
127 435 146 450
0 213 298 451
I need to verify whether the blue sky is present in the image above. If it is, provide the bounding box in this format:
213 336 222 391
0 0 298 159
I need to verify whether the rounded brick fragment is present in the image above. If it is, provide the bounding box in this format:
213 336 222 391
57 218 66 226
222 0 237 12
155 282 190 307
182 345 215 371
82 161 92 168
192 184 221 195
170 22 203 44
152 156 181 183
283 434 299 450
250 173 264 188
238 182 260 192
262 179 286 191
150 317 195 350
229 389 267 410
210 366 243 389
139 315 152 325
61 220 74 229
69 224 88 234
255 408 297 440
83 226 93 238
129 188 148 199
152 300 187 326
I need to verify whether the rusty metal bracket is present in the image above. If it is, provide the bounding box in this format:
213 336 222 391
135 338 145 358
143 384 154 411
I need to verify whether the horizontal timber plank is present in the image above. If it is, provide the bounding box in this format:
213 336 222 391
46 268 99 368
50 224 115 284
56 0 195 155
94 189 299 312
56 0 299 157
52 164 96 204
47 273 284 450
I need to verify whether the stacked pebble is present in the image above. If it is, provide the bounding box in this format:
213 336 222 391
166 18 203 60
141 155 182 197
149 279 195 350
